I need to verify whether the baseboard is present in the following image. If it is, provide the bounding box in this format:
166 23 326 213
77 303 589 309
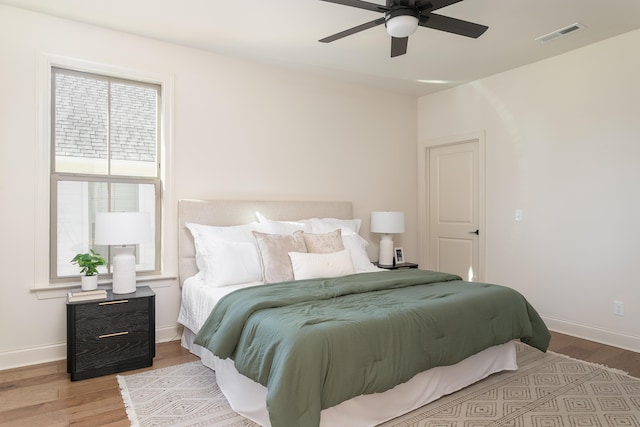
156 324 183 343
0 324 183 371
4 319 637 371
544 315 640 353
0 342 67 371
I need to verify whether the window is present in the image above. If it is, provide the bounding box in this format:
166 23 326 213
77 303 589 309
51 67 161 282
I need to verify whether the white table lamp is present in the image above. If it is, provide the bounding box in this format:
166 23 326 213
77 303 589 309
95 212 151 294
371 211 405 266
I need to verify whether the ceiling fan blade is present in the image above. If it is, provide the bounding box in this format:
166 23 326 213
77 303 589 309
319 0 389 13
320 17 386 43
419 13 488 38
390 37 409 57
417 0 463 12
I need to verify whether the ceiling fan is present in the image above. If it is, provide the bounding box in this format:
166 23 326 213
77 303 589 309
319 0 488 57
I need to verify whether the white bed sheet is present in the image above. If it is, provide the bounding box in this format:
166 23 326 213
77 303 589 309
177 276 263 333
178 276 518 427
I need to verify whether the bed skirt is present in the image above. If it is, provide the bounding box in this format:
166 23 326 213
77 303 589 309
181 328 517 427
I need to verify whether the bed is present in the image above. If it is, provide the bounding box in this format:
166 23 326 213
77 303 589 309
176 199 551 427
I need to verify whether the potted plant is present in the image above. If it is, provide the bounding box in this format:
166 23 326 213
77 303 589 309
71 249 106 291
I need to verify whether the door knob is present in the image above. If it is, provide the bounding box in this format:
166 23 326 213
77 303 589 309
469 229 479 235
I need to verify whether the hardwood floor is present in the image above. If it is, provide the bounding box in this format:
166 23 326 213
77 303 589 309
547 331 640 378
0 341 198 427
1 332 638 426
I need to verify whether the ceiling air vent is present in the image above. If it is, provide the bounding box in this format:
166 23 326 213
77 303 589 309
535 23 586 44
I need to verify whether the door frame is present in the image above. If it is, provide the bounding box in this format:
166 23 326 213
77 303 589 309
417 131 486 281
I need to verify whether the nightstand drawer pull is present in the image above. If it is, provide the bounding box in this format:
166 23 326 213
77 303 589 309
99 300 129 306
99 331 129 339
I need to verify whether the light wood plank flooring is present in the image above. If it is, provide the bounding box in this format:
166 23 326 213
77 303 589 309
0 341 198 427
1 332 638 426
548 331 640 377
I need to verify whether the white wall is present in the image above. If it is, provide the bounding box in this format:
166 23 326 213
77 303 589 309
0 5 417 369
418 29 640 352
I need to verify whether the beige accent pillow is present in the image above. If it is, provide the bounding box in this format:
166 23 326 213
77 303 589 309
253 230 307 284
303 229 345 254
288 250 355 280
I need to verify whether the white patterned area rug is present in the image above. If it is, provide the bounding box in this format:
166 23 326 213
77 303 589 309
117 362 254 427
117 343 640 427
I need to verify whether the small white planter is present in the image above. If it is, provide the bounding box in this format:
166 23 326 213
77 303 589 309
80 274 98 291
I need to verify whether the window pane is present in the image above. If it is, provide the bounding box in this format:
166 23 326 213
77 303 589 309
56 180 108 277
110 83 158 177
56 180 156 277
54 73 109 174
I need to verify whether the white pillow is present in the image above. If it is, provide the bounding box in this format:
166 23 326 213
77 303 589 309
186 222 265 244
342 234 375 272
197 240 263 286
255 212 361 235
289 250 356 280
255 211 311 234
307 217 362 235
186 222 266 285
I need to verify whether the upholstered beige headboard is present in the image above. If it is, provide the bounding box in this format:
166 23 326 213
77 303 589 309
177 199 353 286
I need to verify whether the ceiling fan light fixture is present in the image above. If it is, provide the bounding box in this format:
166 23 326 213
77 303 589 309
385 9 420 38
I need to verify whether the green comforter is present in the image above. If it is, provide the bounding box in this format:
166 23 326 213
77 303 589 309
194 270 550 427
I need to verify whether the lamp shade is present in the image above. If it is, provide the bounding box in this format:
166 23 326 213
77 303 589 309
370 211 405 234
94 212 151 246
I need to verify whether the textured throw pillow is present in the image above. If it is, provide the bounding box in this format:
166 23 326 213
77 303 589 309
253 230 307 284
288 250 355 280
303 229 345 254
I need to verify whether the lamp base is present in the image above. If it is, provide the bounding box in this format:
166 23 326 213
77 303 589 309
378 234 395 266
112 246 137 294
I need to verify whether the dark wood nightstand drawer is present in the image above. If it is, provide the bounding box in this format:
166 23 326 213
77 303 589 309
75 330 151 371
75 298 150 338
67 286 155 381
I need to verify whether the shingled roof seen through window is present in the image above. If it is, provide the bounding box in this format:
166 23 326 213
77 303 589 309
54 72 157 163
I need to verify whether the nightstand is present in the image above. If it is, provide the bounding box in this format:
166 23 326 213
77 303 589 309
67 286 155 381
374 262 419 270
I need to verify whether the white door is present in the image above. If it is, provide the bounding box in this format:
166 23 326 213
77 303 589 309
426 140 482 281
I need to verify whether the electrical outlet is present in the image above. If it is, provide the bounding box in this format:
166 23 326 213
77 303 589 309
613 301 624 316
515 209 523 222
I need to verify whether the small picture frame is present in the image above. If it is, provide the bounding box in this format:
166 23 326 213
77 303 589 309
394 247 405 264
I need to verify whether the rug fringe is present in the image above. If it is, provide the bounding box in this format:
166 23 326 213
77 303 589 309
117 374 140 427
547 349 638 379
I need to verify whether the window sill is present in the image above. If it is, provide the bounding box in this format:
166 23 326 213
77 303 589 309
31 275 177 300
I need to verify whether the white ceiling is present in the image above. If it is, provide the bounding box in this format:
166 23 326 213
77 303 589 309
3 0 640 96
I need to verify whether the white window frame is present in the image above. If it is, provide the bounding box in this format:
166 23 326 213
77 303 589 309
34 53 175 293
